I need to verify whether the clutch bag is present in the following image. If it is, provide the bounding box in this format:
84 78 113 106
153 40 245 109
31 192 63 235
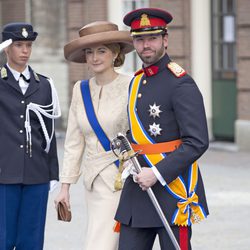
57 201 72 222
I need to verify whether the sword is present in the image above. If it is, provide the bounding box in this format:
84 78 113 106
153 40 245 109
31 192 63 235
111 133 180 250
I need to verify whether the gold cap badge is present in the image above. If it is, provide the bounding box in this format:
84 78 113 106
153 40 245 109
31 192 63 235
22 28 28 38
140 14 151 27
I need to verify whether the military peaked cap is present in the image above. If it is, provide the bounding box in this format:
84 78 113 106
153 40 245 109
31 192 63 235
123 8 173 36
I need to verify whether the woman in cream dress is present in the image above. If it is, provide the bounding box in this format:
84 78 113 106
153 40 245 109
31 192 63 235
55 21 133 250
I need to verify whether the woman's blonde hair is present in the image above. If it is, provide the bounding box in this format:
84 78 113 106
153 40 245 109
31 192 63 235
104 43 125 67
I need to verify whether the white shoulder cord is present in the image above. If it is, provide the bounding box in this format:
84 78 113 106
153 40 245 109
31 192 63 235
25 78 61 157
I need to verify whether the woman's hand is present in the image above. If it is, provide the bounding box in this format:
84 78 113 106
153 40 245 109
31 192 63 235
54 183 71 209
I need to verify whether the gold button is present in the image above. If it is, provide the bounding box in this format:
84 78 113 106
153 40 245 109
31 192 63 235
143 80 147 85
138 93 142 98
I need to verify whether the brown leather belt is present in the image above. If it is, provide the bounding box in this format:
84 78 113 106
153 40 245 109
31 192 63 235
131 139 182 154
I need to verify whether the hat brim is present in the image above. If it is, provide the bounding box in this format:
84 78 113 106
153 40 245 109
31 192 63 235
2 32 38 42
64 30 134 63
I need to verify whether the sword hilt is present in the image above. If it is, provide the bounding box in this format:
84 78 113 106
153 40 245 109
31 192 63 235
116 133 132 152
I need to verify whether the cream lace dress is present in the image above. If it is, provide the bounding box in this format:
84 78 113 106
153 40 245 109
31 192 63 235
60 73 131 250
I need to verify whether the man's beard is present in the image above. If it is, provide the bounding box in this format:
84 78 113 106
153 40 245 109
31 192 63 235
138 44 165 66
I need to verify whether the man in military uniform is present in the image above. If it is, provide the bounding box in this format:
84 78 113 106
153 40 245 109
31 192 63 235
115 8 209 250
0 23 60 250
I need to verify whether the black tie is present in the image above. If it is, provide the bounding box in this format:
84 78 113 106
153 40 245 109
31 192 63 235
20 74 30 82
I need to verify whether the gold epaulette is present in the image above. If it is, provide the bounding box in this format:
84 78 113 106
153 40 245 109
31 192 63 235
134 68 144 76
167 62 186 78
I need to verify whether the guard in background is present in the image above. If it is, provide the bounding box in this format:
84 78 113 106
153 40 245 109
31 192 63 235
0 22 61 250
115 8 209 250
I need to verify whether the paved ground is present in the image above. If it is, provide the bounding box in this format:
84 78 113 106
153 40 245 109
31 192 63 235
44 135 250 250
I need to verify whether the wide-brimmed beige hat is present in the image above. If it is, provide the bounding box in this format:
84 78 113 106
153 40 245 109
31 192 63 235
64 21 134 63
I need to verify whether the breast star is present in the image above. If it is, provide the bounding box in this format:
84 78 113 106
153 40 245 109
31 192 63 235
148 103 162 118
148 122 162 137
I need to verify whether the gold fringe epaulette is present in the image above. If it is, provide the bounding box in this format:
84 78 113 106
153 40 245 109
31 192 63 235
167 62 186 78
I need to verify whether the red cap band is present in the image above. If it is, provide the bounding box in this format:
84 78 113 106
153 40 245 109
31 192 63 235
131 17 167 30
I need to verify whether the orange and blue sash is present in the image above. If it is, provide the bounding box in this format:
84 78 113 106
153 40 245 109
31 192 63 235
80 80 119 167
128 73 207 226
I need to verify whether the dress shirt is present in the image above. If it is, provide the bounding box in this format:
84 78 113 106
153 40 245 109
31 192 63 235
7 63 30 94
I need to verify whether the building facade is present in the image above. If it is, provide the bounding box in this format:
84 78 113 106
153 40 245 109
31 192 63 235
0 0 250 151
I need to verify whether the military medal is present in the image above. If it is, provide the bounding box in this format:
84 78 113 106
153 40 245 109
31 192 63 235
148 122 162 137
148 102 162 118
191 209 201 224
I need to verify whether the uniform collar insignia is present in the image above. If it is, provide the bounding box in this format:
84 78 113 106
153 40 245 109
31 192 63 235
1 67 8 79
134 68 144 76
33 71 40 82
143 65 159 77
140 14 151 27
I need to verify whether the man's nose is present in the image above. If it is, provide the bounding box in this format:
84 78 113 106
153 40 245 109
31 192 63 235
143 40 150 48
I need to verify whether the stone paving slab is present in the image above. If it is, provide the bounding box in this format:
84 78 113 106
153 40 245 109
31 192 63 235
44 137 250 250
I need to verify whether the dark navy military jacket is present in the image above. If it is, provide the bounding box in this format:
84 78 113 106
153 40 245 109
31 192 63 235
0 65 59 184
115 54 209 227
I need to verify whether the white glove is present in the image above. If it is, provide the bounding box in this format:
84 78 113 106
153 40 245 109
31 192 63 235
49 180 59 193
121 159 138 182
0 39 12 52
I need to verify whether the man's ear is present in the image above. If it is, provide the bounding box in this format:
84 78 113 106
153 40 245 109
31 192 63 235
163 34 168 48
